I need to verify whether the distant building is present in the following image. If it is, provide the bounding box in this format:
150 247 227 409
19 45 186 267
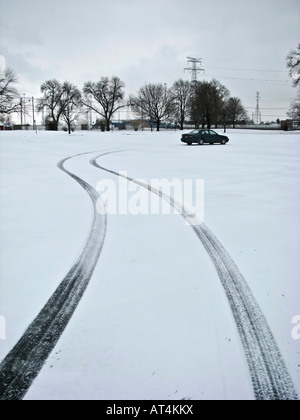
112 121 126 130
281 119 293 131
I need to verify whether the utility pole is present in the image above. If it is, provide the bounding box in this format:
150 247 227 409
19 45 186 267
20 97 23 128
23 94 26 126
184 57 205 84
32 97 35 131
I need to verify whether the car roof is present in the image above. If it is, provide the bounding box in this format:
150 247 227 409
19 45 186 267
191 129 215 132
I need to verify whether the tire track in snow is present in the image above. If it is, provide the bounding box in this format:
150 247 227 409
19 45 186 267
0 151 108 400
91 153 298 401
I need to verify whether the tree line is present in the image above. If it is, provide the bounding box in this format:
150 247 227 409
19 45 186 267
0 72 249 133
286 43 300 122
1 45 299 133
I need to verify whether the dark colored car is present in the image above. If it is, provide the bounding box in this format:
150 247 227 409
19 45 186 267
181 129 229 145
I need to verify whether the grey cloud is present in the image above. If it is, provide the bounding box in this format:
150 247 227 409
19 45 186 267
0 0 299 115
0 46 46 82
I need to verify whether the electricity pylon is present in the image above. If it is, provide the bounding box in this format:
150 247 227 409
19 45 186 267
184 57 205 84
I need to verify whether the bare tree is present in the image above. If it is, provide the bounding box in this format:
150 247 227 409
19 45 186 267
37 79 64 130
210 79 230 127
226 97 248 128
82 77 125 131
287 44 300 88
60 82 82 134
190 81 215 129
0 67 20 114
287 45 300 128
171 79 191 130
287 93 300 128
190 80 230 129
189 83 205 128
0 113 12 124
131 83 175 131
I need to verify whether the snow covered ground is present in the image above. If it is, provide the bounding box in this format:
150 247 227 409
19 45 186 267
0 128 299 400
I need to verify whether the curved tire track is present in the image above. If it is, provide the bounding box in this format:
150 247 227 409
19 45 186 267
91 154 298 401
0 152 108 400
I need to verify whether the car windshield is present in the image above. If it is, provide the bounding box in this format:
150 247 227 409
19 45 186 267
190 130 201 134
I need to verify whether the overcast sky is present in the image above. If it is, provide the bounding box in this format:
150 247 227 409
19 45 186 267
0 0 299 120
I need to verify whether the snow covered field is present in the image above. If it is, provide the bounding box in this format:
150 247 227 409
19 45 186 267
0 129 299 400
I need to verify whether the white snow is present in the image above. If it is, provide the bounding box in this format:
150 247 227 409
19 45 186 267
0 128 299 400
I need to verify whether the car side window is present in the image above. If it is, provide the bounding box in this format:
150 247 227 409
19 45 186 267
202 131 208 135
209 130 217 135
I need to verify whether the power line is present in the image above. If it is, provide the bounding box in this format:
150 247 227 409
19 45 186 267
204 74 289 83
260 115 287 117
206 65 286 73
246 107 288 110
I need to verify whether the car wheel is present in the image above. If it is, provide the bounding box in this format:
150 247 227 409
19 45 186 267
187 142 192 146
221 139 226 145
198 139 204 145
